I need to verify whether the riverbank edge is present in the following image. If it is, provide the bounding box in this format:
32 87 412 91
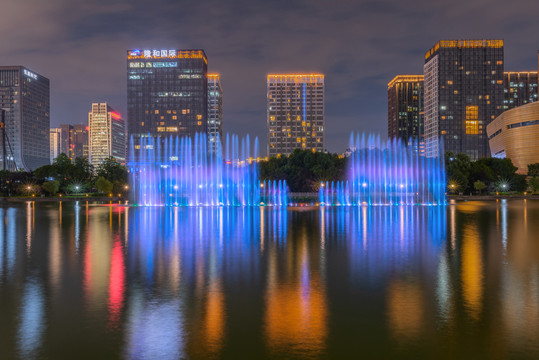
0 196 124 202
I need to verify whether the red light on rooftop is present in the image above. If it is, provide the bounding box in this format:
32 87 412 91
111 112 121 120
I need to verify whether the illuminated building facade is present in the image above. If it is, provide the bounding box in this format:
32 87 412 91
57 124 88 160
503 71 538 110
72 124 89 158
207 74 223 153
424 40 504 160
267 74 324 157
88 103 126 167
50 128 61 163
0 66 50 171
127 49 208 154
387 75 424 154
487 102 539 174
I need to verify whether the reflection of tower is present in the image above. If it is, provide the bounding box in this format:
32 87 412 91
84 207 113 312
265 212 327 356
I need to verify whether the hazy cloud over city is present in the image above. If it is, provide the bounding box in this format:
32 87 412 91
1 0 538 153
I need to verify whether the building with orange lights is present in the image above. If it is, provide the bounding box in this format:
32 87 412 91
267 74 324 157
207 74 222 153
424 40 504 160
503 71 538 111
57 124 89 160
487 101 539 174
126 49 208 155
50 128 61 163
387 75 424 153
88 103 126 167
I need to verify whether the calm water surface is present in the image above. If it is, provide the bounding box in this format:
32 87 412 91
0 200 539 359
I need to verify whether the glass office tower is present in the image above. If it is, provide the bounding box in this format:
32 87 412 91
387 75 424 154
503 71 538 110
127 49 208 156
424 40 504 160
0 66 50 171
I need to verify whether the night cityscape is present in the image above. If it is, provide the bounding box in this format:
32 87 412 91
1 0 539 359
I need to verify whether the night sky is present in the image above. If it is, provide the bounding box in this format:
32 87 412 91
1 0 538 154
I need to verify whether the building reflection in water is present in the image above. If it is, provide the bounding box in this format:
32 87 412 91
17 276 45 359
265 209 326 357
501 200 539 354
2 200 539 358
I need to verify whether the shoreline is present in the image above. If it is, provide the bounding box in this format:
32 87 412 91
0 196 124 202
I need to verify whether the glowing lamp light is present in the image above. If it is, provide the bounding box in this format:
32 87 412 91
198 184 203 189
173 185 179 190
362 182 368 188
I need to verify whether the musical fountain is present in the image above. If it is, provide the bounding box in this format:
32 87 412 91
319 134 446 206
128 133 288 206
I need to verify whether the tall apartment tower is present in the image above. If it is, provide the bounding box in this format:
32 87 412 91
127 49 208 155
503 71 538 111
387 75 424 154
72 124 89 158
88 103 126 167
267 74 324 157
50 128 61 163
207 73 223 153
424 40 504 160
0 66 50 171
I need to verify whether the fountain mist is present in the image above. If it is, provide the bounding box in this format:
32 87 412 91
128 134 288 206
319 134 446 206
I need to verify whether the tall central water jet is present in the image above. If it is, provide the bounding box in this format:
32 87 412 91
320 134 446 206
128 134 288 206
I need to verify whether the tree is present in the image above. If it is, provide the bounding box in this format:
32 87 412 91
72 156 94 184
259 149 346 192
96 176 113 194
42 180 60 195
96 157 127 184
473 180 486 194
528 163 539 177
445 152 471 192
529 177 539 193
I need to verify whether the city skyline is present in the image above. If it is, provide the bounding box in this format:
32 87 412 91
1 0 538 153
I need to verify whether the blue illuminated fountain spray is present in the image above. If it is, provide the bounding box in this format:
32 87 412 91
128 133 288 206
319 134 446 206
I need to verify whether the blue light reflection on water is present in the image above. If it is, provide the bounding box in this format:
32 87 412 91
2 201 539 358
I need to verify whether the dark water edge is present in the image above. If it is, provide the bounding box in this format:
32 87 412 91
0 200 538 359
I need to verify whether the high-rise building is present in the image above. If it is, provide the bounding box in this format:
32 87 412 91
0 66 50 171
127 49 208 155
72 124 89 158
503 71 538 110
267 74 324 157
59 124 73 157
50 128 61 163
387 75 424 153
424 40 504 160
207 73 223 153
57 124 89 159
88 103 126 167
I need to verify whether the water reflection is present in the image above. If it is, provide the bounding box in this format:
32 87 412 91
17 276 45 359
0 201 539 358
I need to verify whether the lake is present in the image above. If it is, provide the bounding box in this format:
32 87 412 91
1 200 538 359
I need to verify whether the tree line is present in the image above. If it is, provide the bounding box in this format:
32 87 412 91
446 152 539 194
0 154 127 197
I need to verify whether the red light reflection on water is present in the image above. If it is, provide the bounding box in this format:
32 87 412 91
108 236 125 326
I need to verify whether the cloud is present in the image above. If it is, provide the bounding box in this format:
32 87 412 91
1 0 538 153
